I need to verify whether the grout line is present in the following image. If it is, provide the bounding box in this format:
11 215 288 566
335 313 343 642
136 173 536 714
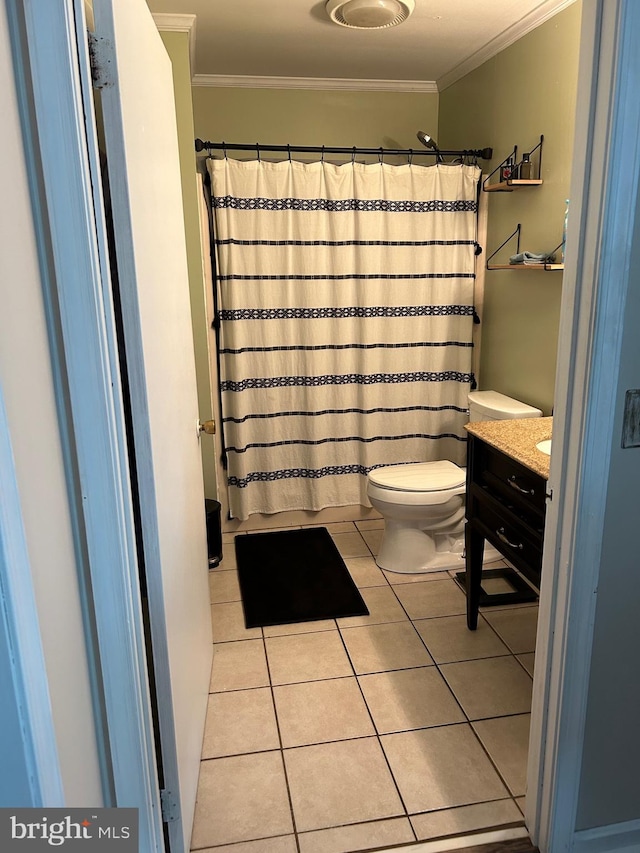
331 585 417 840
475 627 537 677
513 654 535 678
262 631 302 853
190 829 296 852
467 716 526 801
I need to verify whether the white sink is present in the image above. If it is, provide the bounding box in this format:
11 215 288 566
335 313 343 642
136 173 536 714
536 439 552 455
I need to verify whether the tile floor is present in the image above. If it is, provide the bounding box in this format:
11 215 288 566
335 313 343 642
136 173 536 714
191 519 537 853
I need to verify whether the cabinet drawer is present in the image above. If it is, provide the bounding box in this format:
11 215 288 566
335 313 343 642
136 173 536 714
474 493 543 580
478 442 546 518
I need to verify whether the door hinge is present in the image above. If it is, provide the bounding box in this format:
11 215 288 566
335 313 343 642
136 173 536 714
622 389 640 448
88 32 115 90
160 788 180 823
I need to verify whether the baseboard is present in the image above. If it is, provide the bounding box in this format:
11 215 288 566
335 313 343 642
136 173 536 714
572 818 640 853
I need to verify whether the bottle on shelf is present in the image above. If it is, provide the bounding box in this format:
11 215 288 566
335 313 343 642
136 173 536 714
500 157 516 182
519 153 532 179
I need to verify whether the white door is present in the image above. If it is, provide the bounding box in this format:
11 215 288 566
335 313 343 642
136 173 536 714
89 1 212 849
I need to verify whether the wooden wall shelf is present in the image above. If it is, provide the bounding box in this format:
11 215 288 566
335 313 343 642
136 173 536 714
482 136 544 192
484 179 544 193
487 262 564 271
486 223 564 271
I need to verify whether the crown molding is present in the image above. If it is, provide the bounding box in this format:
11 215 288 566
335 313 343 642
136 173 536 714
152 13 197 74
191 74 438 94
154 0 574 94
437 0 578 91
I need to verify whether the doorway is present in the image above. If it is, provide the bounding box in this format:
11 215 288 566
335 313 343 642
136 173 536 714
9 0 639 851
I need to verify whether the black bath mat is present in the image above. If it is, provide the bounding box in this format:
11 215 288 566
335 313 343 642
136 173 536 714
235 527 369 628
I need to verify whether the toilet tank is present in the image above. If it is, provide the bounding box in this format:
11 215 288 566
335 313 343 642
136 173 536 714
468 390 542 422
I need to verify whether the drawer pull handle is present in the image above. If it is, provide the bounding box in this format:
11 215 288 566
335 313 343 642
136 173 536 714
507 475 535 497
496 527 523 550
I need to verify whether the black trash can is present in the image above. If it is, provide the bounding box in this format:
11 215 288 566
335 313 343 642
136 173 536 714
205 499 223 568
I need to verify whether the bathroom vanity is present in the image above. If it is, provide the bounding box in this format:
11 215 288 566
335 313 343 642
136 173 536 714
463 417 552 629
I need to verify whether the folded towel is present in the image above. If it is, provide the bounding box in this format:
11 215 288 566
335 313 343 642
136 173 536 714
509 251 556 265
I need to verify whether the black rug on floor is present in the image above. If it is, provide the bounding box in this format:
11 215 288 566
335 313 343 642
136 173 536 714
235 527 369 628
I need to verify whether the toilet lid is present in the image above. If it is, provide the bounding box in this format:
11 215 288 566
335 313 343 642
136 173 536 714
369 460 465 492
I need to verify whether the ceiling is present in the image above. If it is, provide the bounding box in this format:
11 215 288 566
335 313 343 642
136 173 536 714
144 0 573 91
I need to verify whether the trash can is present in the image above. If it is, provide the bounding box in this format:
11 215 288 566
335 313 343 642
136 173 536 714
205 499 223 568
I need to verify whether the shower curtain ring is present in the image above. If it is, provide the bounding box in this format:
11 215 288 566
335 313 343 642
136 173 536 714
222 141 227 160
287 144 291 162
256 143 260 162
408 149 413 166
351 147 356 165
321 145 325 163
378 147 384 164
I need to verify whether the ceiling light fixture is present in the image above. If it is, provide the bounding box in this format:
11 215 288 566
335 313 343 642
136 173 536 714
325 0 415 30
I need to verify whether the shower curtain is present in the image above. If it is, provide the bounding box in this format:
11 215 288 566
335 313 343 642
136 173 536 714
207 156 480 520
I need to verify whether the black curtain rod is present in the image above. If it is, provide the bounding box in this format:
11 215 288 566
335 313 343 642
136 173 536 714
194 139 493 160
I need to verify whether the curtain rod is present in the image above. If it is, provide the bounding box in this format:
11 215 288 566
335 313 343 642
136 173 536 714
194 139 493 161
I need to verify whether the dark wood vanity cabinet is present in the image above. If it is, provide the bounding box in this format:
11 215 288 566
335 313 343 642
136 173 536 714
464 432 547 629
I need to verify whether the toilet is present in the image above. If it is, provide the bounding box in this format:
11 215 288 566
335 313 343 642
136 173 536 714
367 391 542 573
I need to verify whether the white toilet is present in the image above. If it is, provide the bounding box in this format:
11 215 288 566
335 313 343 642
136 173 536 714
367 391 542 573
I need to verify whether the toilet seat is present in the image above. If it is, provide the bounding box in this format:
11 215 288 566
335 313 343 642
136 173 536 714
367 461 466 507
368 460 466 492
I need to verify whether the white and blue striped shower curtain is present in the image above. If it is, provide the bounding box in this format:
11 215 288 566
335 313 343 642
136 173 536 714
207 157 480 520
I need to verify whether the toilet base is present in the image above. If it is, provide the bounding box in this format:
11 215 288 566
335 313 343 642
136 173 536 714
375 524 502 575
381 549 466 574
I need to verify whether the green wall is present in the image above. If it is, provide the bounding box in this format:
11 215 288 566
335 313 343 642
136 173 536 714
192 87 439 158
439 1 582 414
159 31 217 499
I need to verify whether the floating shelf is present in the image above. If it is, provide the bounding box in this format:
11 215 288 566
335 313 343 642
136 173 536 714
483 136 544 192
485 223 564 271
487 263 564 271
484 179 544 193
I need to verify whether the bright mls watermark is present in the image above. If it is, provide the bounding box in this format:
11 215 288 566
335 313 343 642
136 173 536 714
0 809 138 851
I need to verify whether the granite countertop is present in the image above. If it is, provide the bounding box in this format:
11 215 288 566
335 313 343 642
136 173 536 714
464 416 553 479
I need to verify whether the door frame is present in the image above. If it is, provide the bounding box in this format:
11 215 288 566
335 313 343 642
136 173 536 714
7 0 164 848
527 0 640 849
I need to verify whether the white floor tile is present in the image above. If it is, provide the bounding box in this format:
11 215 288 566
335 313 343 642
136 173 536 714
284 737 404 832
381 724 509 813
265 630 353 685
298 817 413 853
337 585 408 628
440 656 533 720
191 753 293 848
331 531 372 558
472 714 531 796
